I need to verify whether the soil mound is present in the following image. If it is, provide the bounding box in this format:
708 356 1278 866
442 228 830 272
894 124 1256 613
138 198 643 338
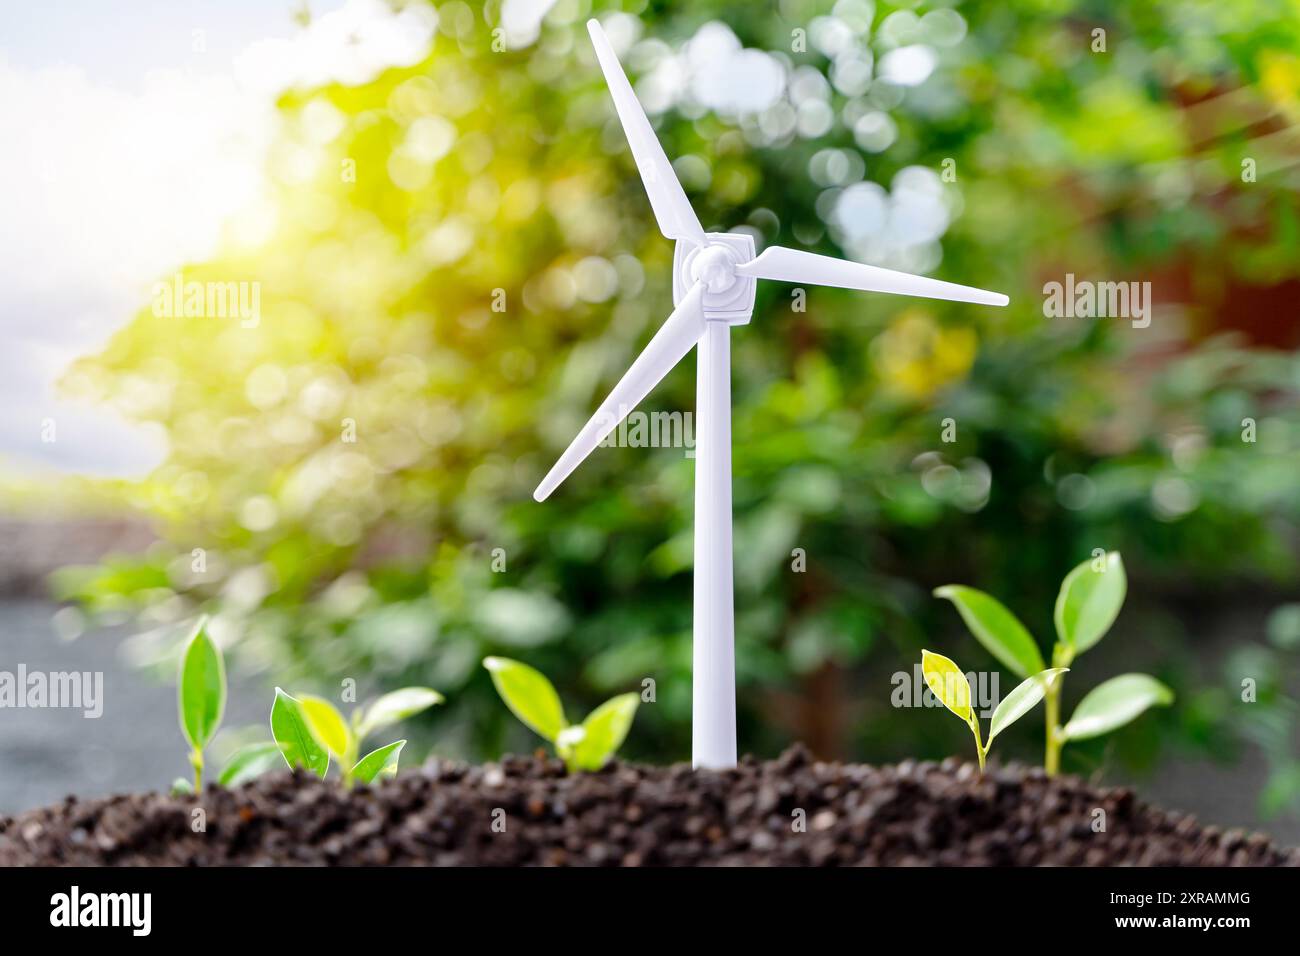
2 747 1293 866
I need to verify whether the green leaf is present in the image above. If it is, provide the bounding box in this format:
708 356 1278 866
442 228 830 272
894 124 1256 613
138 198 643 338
987 668 1069 746
1054 552 1127 655
356 687 444 740
299 694 352 758
350 740 405 784
177 617 225 751
921 649 974 727
270 688 330 778
934 585 1045 678
218 742 283 788
1061 673 1174 741
483 657 566 743
570 693 639 771
171 777 195 795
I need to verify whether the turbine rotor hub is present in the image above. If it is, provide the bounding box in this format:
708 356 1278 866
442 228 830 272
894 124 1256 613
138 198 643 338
675 232 757 325
691 244 737 294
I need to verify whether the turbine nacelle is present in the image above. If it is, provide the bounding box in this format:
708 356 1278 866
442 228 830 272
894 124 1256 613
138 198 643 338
673 233 756 325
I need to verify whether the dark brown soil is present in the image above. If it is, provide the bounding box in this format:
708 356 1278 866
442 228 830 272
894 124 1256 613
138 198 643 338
1 747 1294 866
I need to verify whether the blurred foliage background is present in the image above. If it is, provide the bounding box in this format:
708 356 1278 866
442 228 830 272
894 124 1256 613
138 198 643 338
51 0 1300 813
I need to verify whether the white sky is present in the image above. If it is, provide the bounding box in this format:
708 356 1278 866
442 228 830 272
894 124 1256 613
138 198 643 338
0 0 423 479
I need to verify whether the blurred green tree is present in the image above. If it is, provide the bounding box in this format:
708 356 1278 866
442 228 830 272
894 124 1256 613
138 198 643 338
58 0 1300 792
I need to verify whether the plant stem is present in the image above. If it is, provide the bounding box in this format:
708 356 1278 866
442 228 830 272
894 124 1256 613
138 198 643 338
971 720 986 774
1044 644 1072 776
191 748 204 793
1044 687 1060 776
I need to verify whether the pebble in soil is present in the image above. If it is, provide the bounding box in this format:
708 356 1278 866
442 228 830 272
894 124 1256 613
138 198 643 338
0 746 1293 866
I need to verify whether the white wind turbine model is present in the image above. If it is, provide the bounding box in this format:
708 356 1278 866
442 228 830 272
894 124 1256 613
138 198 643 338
534 20 1010 769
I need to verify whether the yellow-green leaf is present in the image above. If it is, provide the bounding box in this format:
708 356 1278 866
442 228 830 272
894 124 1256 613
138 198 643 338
356 687 443 740
483 657 566 743
270 688 330 778
987 668 1068 746
571 693 639 771
351 740 405 784
178 617 225 751
934 585 1045 678
299 694 352 758
1054 552 1127 655
921 649 973 726
1061 673 1173 741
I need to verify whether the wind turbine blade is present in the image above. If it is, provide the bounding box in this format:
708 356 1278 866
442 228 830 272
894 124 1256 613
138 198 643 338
736 246 1010 307
534 282 708 502
587 19 707 247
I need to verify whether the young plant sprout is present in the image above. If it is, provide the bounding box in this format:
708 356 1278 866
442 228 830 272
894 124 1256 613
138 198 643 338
172 618 279 793
275 686 444 785
935 551 1174 775
171 618 443 791
483 657 639 772
175 617 225 793
920 649 1067 772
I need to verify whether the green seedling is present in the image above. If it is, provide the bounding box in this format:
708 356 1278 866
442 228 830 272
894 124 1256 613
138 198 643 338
171 618 278 794
276 685 444 784
935 551 1174 775
921 649 1067 772
176 617 226 793
169 618 441 791
483 656 639 772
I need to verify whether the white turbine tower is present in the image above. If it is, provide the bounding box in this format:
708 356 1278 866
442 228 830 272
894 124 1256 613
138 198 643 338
534 20 1010 769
